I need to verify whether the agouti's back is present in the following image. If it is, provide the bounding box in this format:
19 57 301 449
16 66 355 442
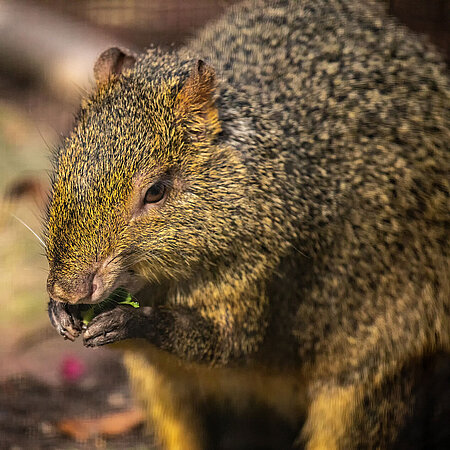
186 0 450 370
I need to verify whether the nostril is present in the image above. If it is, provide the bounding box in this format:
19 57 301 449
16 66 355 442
90 273 104 301
87 271 98 297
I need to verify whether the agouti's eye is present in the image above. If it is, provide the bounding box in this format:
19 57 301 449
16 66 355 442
144 182 166 204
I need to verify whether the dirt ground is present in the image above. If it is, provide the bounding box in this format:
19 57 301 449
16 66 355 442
0 354 152 449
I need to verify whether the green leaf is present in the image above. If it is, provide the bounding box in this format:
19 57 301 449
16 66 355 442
80 289 139 325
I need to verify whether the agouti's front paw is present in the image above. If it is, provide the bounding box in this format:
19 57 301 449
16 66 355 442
48 298 82 341
82 305 148 347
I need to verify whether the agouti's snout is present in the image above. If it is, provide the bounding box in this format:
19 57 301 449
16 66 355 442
47 270 104 304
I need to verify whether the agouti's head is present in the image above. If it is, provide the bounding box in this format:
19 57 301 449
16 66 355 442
45 48 249 304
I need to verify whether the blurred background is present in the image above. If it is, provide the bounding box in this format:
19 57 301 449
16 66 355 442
0 0 448 448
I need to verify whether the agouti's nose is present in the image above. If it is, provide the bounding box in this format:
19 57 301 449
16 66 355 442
47 272 103 304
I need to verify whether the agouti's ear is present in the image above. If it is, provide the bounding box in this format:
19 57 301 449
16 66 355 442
176 60 221 139
93 47 136 85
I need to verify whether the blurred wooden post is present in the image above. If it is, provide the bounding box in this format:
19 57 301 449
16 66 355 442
0 0 132 102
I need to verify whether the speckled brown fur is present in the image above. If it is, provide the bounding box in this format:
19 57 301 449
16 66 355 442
45 0 449 448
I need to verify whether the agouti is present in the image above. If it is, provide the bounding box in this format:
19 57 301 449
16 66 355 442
46 0 449 448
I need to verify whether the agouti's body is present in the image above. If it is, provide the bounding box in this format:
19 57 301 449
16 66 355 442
46 0 450 448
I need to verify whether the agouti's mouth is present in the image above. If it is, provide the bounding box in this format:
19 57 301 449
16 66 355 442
80 288 139 325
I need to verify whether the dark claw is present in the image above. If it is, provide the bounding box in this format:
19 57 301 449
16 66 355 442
48 298 82 341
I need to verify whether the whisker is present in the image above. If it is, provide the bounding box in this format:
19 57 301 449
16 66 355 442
290 242 309 258
11 214 47 249
122 254 154 270
124 252 163 271
106 253 123 267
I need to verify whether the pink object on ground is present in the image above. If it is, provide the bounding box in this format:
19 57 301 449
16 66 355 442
61 355 85 382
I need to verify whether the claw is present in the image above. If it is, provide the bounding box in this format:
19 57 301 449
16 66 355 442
59 327 74 341
48 299 82 341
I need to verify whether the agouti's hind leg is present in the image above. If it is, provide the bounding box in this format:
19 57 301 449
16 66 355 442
301 354 450 450
123 349 205 450
301 380 412 450
300 384 359 450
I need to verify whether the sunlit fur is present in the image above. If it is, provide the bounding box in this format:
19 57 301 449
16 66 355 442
45 53 259 296
45 0 449 448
